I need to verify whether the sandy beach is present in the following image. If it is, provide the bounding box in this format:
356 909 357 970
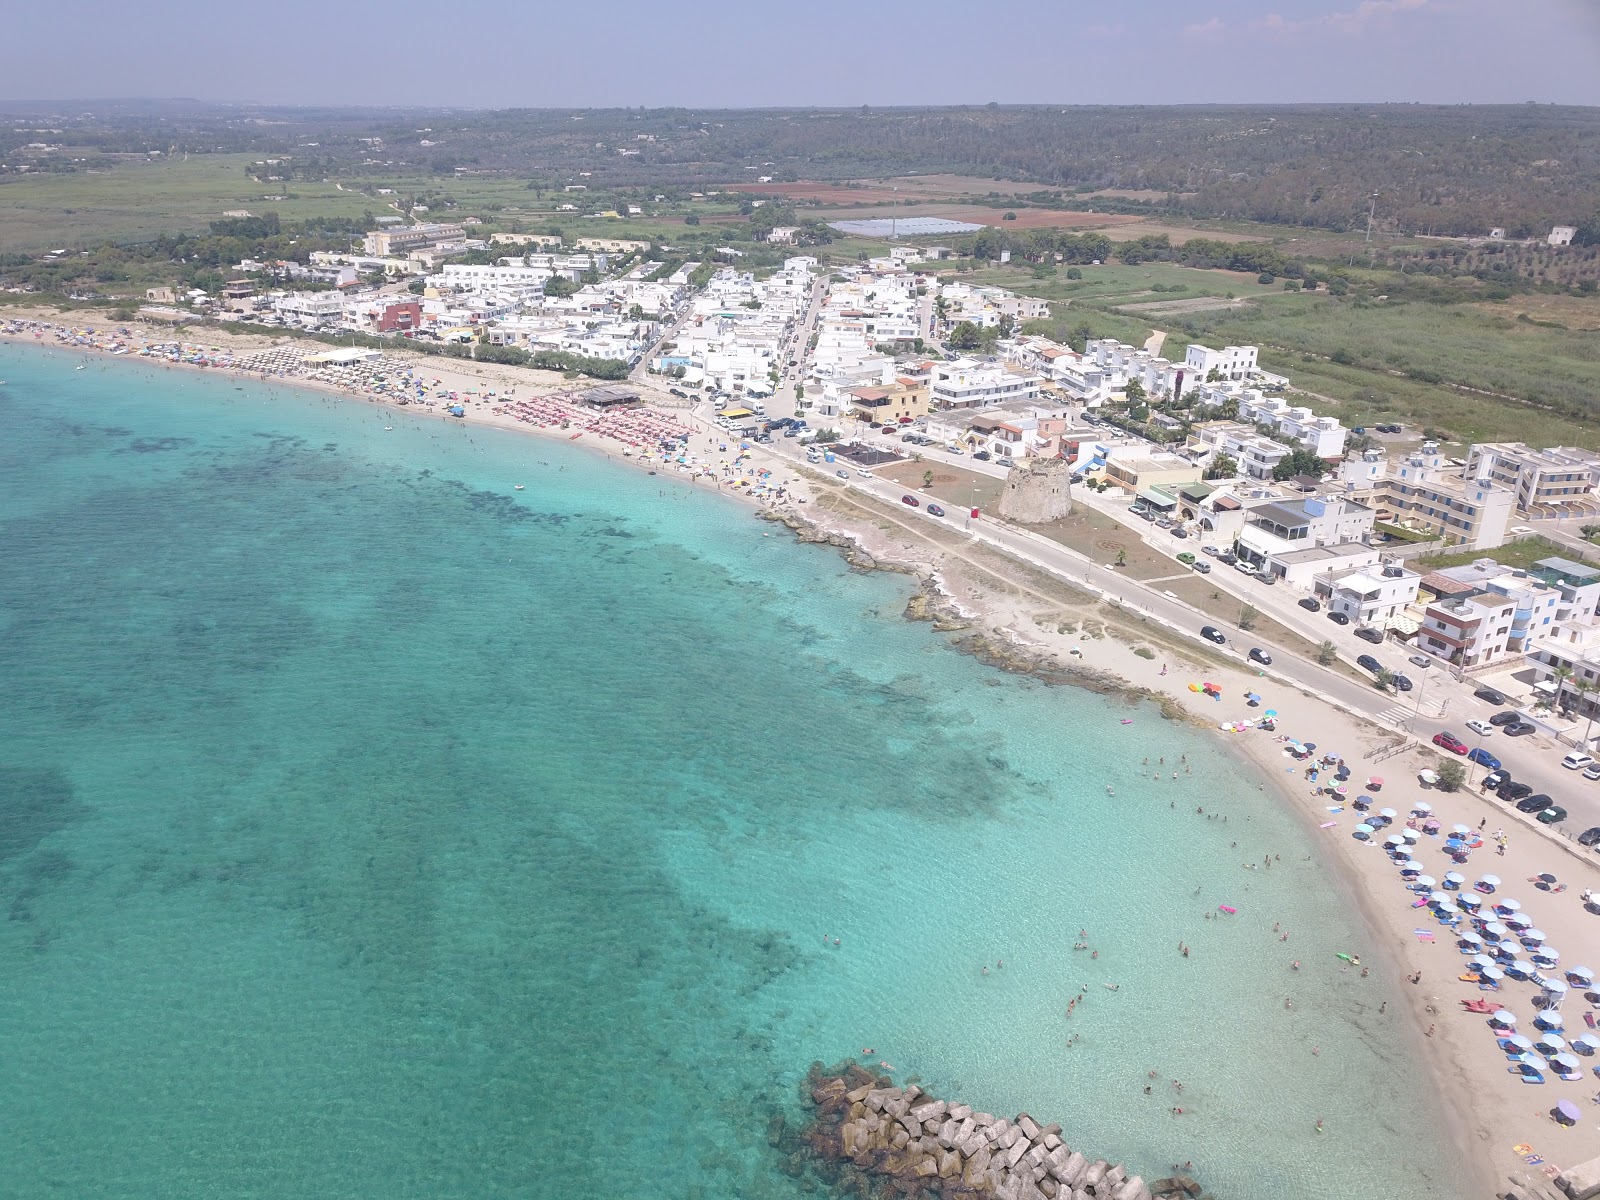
8 308 1600 1196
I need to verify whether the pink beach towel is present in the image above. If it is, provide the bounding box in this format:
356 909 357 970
1320 821 1339 828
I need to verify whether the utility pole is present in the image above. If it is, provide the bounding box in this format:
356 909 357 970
1365 193 1379 244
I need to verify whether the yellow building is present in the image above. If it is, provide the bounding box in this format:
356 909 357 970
575 237 650 254
847 379 930 426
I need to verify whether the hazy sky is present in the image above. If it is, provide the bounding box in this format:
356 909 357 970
5 0 1599 107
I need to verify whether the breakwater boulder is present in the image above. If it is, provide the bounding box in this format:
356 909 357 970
799 1061 1203 1200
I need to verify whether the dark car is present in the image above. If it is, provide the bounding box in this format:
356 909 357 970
1503 722 1537 737
1577 827 1600 848
1538 805 1568 825
1249 648 1272 665
1299 598 1322 612
1488 711 1520 727
1432 732 1468 755
1328 611 1351 626
1516 793 1555 814
1467 747 1501 770
1482 770 1510 791
1219 552 1238 566
900 494 920 507
1393 674 1413 692
1355 627 1385 644
1201 626 1227 645
1475 687 1508 706
1172 527 1189 539
972 450 992 460
1357 654 1383 673
1496 781 1534 803
926 503 946 518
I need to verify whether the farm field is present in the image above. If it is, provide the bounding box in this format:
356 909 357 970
813 203 1136 231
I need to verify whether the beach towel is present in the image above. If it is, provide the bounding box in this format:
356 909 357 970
1319 820 1338 828
1414 929 1435 941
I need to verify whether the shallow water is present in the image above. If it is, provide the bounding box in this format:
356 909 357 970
0 345 1467 1198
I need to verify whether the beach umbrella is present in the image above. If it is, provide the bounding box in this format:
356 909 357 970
1413 875 1437 890
1535 947 1562 965
1552 1053 1582 1073
1452 823 1471 835
1367 776 1384 789
1567 967 1595 986
1504 1034 1534 1051
1521 928 1548 945
1412 801 1433 814
1459 894 1483 909
1429 890 1450 905
1557 1099 1583 1125
1400 860 1423 875
1418 769 1440 785
1506 916 1534 933
1402 830 1420 844
1497 898 1523 913
1482 965 1505 981
1304 742 1317 751
1537 1014 1566 1034
1471 952 1496 967
1508 960 1535 978
1437 901 1460 916
1459 932 1484 946
1575 1034 1600 1055
1544 979 1570 997
1381 807 1398 819
1265 709 1278 717
1536 1029 1567 1050
1445 871 1466 886
1353 824 1374 839
1490 1008 1518 1025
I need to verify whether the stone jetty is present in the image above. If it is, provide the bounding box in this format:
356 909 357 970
800 1061 1211 1200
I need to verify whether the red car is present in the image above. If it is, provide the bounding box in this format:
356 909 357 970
900 494 920 507
1432 732 1468 755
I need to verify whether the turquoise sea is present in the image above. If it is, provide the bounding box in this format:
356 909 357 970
0 344 1467 1198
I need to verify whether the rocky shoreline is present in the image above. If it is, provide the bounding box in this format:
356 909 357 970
798 1061 1209 1200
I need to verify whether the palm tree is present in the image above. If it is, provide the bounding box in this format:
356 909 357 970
1550 665 1574 712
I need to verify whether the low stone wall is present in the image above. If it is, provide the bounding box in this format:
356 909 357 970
800 1061 1212 1200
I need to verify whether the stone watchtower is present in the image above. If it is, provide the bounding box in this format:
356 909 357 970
997 457 1073 523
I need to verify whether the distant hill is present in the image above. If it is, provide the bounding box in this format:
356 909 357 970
2 102 1598 238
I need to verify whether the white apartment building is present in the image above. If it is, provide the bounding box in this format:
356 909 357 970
1236 495 1375 570
1381 443 1517 550
930 359 1042 409
1186 422 1291 481
438 263 554 290
1465 443 1600 521
362 223 466 256
1184 343 1258 381
1320 562 1421 626
1417 592 1518 668
272 291 350 326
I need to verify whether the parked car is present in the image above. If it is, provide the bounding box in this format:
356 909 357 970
1516 794 1555 815
1562 752 1596 771
1584 764 1600 782
1409 655 1432 669
1467 747 1501 770
1327 611 1351 626
1465 719 1495 737
926 504 945 518
1504 722 1537 737
1172 527 1189 539
1201 626 1227 645
1475 687 1508 706
1357 654 1383 673
1577 827 1600 847
1219 552 1238 566
1234 559 1257 575
836 470 849 479
1432 731 1469 755
1481 770 1510 791
1543 805 1572 825
1249 648 1272 665
1298 597 1321 612
1203 545 1221 557
1497 781 1534 802
1393 674 1413 692
1177 552 1197 565
1191 561 1212 574
972 450 992 460
1488 711 1520 727
1355 627 1385 644
900 494 920 507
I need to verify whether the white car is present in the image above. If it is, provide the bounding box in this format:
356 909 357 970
856 468 873 479
1562 752 1596 771
1465 719 1495 738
